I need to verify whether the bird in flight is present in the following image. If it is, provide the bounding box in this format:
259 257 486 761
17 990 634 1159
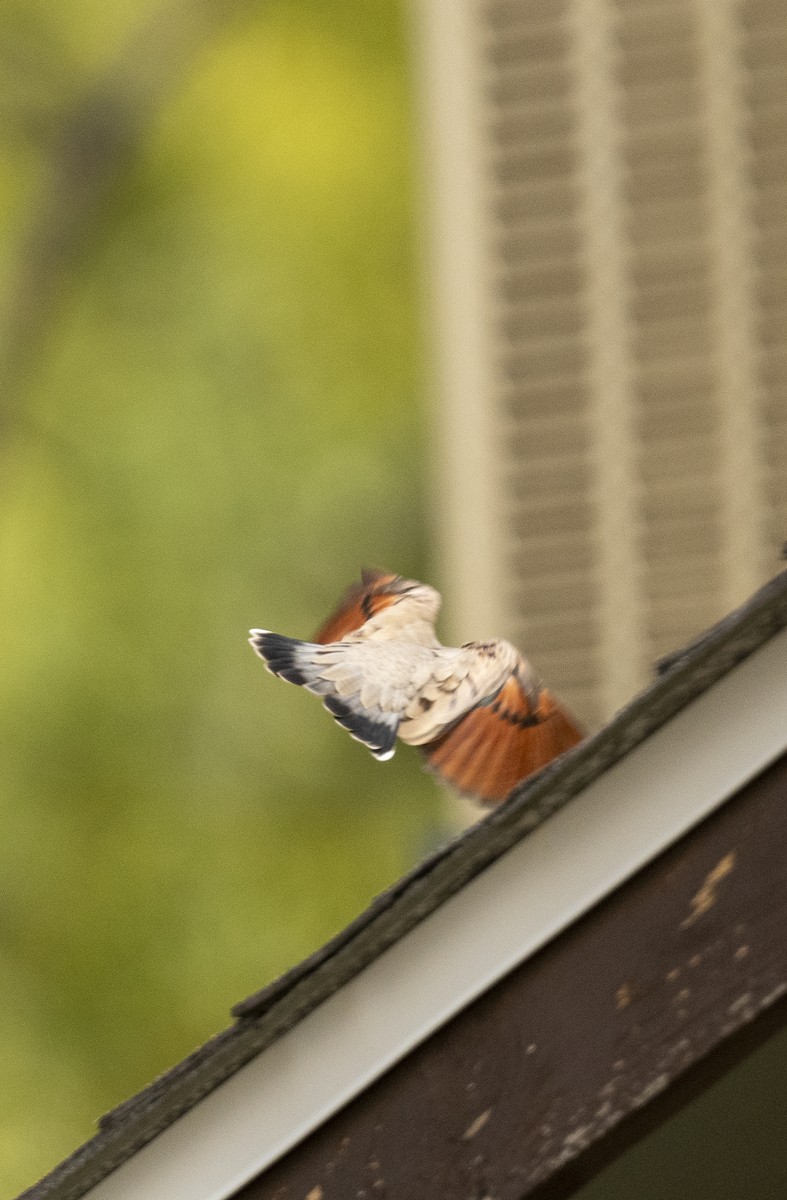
249 570 583 806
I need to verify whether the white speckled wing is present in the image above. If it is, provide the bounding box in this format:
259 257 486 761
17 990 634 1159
249 632 518 760
250 570 585 803
249 632 435 760
398 640 520 746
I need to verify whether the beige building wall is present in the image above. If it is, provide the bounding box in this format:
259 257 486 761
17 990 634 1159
416 0 787 730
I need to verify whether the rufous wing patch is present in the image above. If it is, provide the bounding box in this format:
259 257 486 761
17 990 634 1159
313 569 401 644
422 676 583 806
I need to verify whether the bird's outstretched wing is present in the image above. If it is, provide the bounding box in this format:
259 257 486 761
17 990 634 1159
251 571 583 806
248 632 515 767
421 671 583 806
249 629 405 759
313 569 406 643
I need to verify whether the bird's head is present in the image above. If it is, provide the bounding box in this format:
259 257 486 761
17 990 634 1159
387 576 442 624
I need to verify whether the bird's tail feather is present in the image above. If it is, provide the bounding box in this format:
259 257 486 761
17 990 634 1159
422 679 583 805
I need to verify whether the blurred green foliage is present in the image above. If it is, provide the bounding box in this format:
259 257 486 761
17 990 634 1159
0 0 440 1191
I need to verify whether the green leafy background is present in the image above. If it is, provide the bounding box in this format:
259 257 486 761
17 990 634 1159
8 5 786 1197
0 1 442 1191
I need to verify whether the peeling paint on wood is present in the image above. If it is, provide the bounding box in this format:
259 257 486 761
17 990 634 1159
616 984 632 1010
681 851 737 927
462 1109 492 1141
238 754 787 1200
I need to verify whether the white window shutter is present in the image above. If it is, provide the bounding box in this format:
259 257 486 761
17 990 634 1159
416 0 787 729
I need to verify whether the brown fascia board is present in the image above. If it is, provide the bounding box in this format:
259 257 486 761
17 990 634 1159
238 749 787 1200
18 568 787 1200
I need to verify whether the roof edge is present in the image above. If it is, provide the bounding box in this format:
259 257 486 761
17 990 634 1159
19 569 787 1200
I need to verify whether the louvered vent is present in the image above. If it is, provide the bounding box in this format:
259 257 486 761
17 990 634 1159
418 0 787 729
745 0 787 560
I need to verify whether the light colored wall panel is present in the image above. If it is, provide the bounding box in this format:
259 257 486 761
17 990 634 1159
417 0 787 728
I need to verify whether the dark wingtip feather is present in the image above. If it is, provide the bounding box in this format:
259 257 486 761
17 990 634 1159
248 630 308 686
322 694 397 760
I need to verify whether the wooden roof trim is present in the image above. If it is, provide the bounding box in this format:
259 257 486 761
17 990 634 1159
241 751 787 1200
72 627 787 1200
19 570 787 1200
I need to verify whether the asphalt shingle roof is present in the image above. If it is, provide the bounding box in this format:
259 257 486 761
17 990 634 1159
20 567 787 1200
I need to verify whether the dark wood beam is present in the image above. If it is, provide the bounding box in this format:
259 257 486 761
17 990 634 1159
237 751 787 1200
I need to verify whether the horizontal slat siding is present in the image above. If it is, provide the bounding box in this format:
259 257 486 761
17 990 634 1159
448 0 787 728
482 0 604 727
616 0 726 659
744 2 787 552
